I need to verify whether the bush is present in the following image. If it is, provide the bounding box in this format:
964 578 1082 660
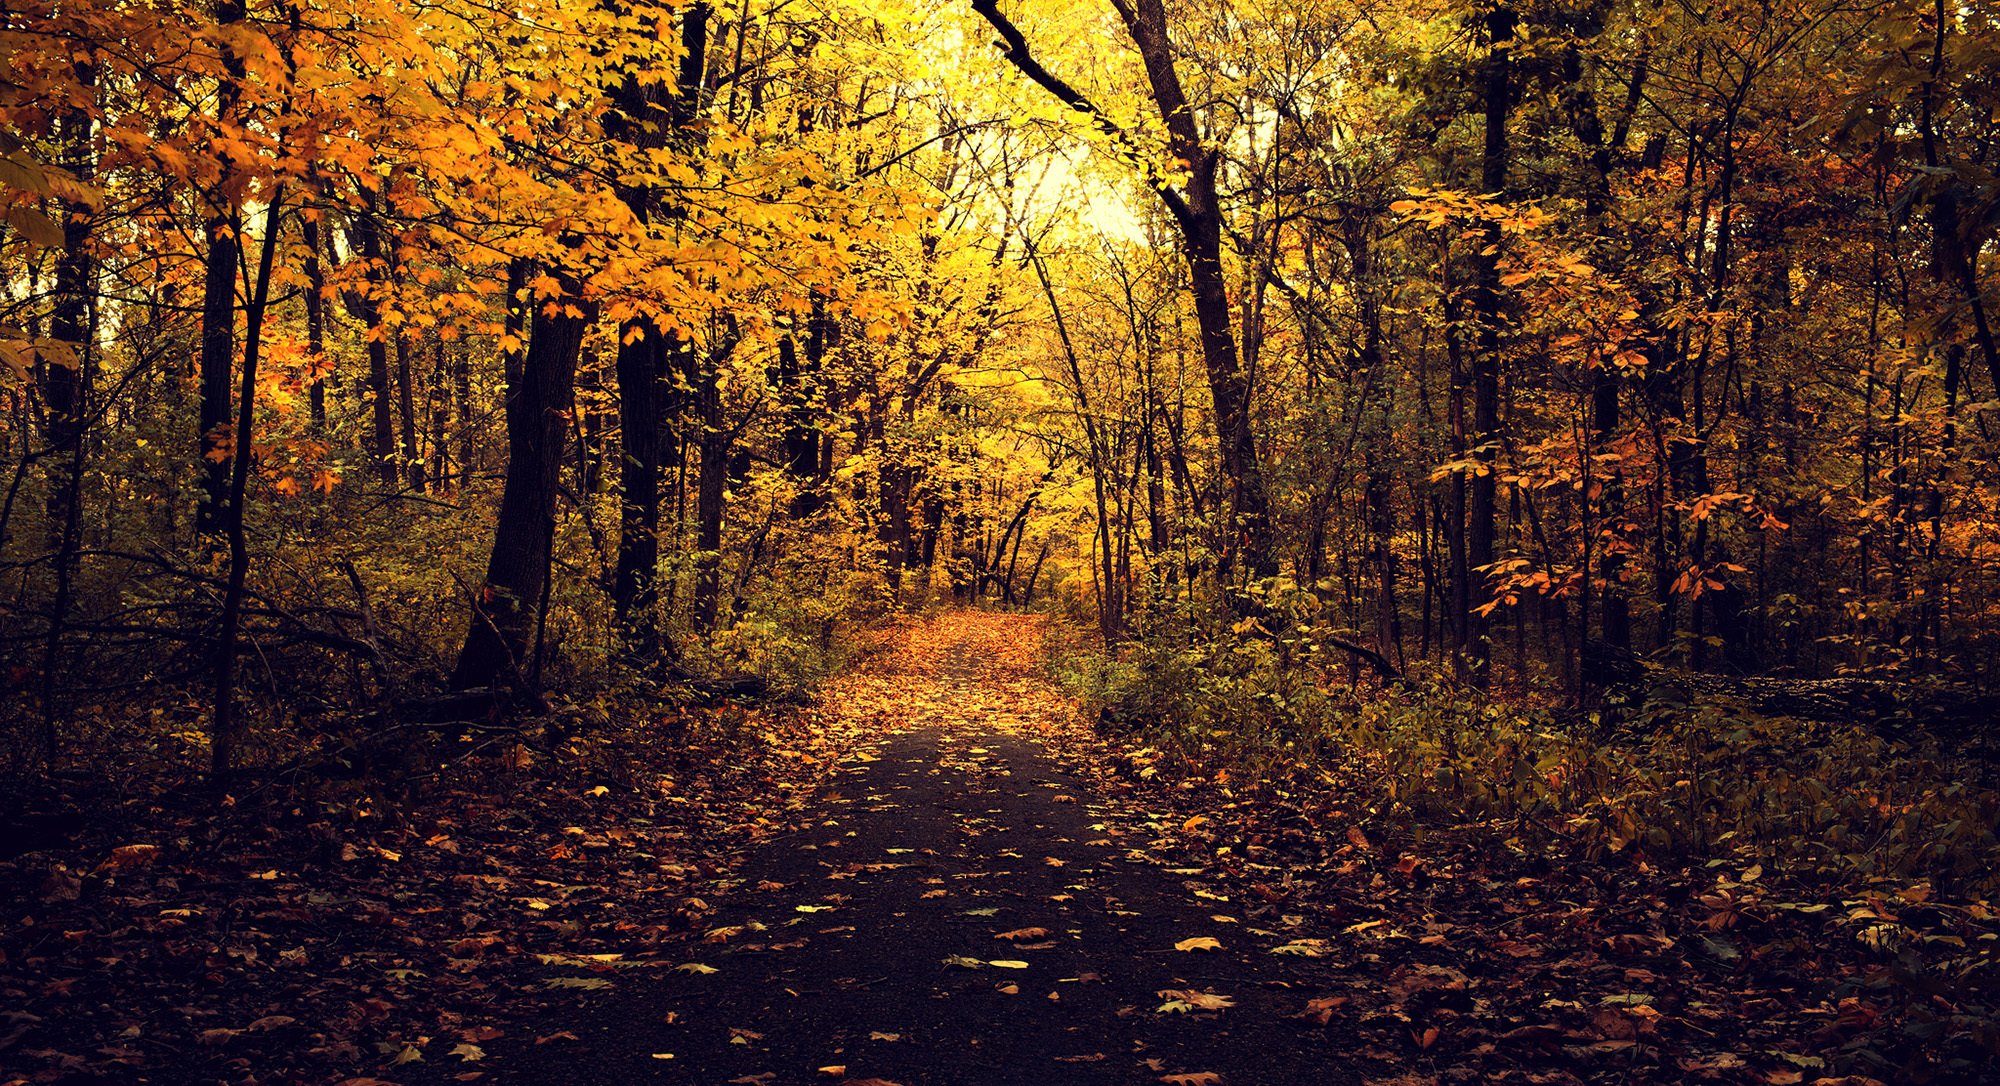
1049 615 2000 900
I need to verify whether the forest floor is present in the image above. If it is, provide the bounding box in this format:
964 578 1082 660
2 612 1986 1085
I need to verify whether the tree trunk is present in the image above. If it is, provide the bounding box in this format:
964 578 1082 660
451 273 591 692
195 0 246 537
346 211 398 487
607 0 707 656
211 194 284 782
1465 3 1514 687
397 334 421 491
303 216 328 429
971 0 1275 589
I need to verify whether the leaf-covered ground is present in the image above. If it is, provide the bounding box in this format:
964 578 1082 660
4 612 1993 1085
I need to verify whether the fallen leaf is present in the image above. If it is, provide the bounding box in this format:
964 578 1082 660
1292 996 1347 1025
451 1044 486 1062
1174 936 1223 952
1157 989 1234 1013
995 928 1049 942
103 844 160 870
1161 1074 1223 1086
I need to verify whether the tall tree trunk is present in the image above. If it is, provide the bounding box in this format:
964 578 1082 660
429 339 450 487
607 0 707 656
303 216 328 429
971 0 1276 591
195 0 246 536
1465 3 1514 687
346 211 398 487
397 334 422 491
211 194 284 782
454 341 473 488
451 273 591 692
38 75 96 771
692 376 729 634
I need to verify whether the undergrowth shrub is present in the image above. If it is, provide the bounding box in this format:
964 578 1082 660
1048 614 2000 901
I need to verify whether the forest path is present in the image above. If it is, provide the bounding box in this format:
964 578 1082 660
497 612 1361 1086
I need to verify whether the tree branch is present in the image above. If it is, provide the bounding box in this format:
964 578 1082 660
967 0 1195 228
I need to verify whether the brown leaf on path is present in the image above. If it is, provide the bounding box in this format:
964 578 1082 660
1173 936 1223 952
1160 1073 1223 1086
1291 995 1348 1025
1346 825 1372 852
995 927 1048 941
1604 932 1675 955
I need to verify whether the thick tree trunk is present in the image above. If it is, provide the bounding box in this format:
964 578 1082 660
613 328 668 647
451 275 590 692
607 0 707 656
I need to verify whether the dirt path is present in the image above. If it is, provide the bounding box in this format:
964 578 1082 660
495 613 1360 1085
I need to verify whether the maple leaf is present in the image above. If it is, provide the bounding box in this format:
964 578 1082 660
1174 936 1223 952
